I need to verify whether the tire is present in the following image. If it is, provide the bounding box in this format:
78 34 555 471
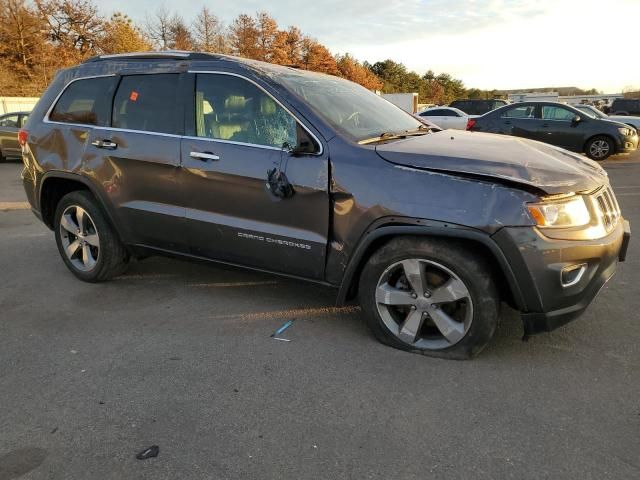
358 237 499 360
54 190 129 282
0 149 5 163
585 136 614 161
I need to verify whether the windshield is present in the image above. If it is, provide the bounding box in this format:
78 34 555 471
276 71 422 142
575 105 606 119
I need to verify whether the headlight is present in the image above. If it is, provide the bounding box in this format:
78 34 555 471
527 195 591 228
618 127 633 136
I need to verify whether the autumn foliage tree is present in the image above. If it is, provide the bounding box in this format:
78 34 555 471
101 12 150 54
0 1 498 101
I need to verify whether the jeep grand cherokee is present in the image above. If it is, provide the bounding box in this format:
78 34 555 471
19 52 631 359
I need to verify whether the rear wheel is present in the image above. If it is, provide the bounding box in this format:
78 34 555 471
54 191 129 282
359 237 499 359
585 136 614 161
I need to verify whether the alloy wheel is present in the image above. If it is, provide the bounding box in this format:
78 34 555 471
589 140 610 159
59 205 100 271
375 259 473 350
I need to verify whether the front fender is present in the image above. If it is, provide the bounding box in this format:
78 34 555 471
335 222 527 312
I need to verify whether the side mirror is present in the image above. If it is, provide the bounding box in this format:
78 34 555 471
573 115 582 123
283 139 316 156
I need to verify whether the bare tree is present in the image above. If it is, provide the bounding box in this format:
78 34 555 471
145 6 172 50
169 14 193 50
192 6 227 53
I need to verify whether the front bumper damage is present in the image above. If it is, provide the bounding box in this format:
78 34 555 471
493 219 630 335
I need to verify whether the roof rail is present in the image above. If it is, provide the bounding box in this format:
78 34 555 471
83 51 223 63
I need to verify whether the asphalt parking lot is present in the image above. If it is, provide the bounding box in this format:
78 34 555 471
1 152 639 480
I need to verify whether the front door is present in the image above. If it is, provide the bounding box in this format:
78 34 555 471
181 72 329 279
538 104 585 151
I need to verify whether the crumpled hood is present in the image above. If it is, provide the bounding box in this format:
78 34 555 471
375 131 608 194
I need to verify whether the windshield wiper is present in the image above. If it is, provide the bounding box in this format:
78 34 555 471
359 125 433 145
358 131 408 145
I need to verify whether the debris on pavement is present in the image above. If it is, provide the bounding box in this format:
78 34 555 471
136 445 159 460
271 319 295 340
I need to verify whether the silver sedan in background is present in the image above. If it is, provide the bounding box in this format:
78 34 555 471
415 106 471 130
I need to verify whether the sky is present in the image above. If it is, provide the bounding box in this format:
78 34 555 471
99 0 640 93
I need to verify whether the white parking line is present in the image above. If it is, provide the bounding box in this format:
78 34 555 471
0 202 30 211
190 281 279 288
211 305 361 321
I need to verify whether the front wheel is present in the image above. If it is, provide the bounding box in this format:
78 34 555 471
358 237 499 359
54 191 129 282
585 136 614 161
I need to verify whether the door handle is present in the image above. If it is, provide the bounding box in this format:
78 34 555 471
91 139 117 150
190 151 220 161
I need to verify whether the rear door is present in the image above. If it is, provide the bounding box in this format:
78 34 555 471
86 72 188 252
496 104 540 139
181 72 329 279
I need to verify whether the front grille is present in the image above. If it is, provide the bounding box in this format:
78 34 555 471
593 187 621 232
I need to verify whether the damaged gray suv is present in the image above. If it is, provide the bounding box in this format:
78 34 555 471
20 52 630 359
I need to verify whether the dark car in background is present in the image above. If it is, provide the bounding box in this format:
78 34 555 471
468 102 638 160
611 98 640 116
19 52 630 359
0 111 29 161
449 99 509 115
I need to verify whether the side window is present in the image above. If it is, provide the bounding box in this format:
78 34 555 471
0 114 19 127
49 77 116 126
502 105 536 119
442 109 459 117
421 109 444 116
195 74 297 149
542 106 576 121
112 74 180 135
19 114 29 128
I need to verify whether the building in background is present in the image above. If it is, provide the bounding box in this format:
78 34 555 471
381 93 419 113
0 97 39 115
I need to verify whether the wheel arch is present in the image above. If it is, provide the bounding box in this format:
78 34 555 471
335 224 527 312
39 172 125 241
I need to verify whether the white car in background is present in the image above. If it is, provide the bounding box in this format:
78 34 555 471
574 104 640 133
415 106 471 130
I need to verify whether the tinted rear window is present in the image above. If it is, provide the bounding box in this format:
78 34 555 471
112 74 181 135
613 99 640 109
450 100 495 115
49 77 117 126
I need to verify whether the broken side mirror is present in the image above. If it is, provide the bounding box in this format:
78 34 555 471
283 139 314 157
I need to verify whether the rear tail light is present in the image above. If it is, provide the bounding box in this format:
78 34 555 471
466 119 476 130
18 129 28 146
